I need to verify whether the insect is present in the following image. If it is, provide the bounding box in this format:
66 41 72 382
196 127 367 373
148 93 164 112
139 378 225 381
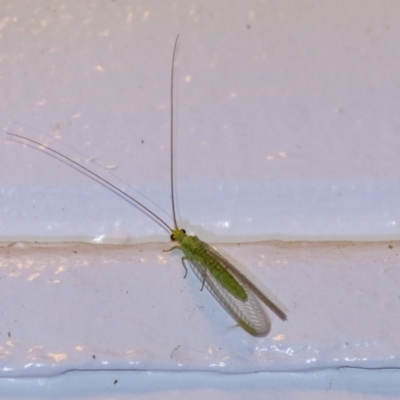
8 35 288 337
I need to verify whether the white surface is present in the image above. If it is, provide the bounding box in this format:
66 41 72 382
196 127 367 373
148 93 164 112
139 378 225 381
1 241 399 377
0 1 400 398
0 369 400 400
1 1 400 241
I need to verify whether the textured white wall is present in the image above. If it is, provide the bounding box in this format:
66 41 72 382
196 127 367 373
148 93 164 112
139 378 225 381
1 2 400 398
1 1 400 242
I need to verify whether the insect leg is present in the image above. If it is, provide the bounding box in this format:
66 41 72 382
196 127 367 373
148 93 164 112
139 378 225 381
163 246 180 252
200 272 207 291
181 257 189 278
181 257 206 289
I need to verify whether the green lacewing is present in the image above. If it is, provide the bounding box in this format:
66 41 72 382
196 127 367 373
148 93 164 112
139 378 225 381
8 35 288 337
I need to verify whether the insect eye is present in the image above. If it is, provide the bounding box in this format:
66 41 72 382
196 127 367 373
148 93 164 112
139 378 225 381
170 234 176 241
181 229 186 234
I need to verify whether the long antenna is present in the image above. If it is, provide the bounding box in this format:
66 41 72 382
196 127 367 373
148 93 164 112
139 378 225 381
170 34 179 229
7 132 173 233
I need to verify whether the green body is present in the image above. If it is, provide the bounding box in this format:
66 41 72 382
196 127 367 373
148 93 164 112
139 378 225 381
172 228 247 301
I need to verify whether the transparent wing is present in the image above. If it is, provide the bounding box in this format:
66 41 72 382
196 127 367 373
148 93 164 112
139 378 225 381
201 242 288 321
187 257 272 337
